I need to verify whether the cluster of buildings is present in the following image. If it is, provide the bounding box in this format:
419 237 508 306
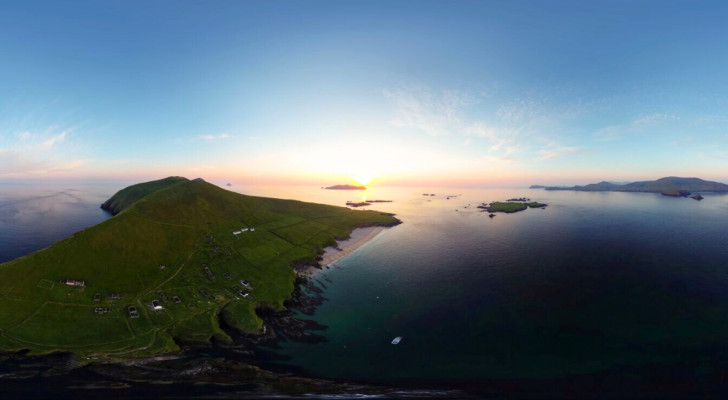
68 261 255 321
232 227 255 235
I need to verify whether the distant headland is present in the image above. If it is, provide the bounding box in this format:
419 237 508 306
530 177 728 197
325 184 366 190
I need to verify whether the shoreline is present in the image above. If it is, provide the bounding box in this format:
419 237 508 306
297 226 386 276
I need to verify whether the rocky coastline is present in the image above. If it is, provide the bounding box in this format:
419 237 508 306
0 274 431 398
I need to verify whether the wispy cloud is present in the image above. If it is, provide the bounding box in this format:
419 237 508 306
0 126 83 177
593 126 623 142
695 142 728 160
383 87 477 136
634 113 678 126
496 100 537 123
16 131 32 141
196 133 232 141
538 146 582 161
594 113 679 142
40 130 69 148
463 122 519 140
384 85 585 165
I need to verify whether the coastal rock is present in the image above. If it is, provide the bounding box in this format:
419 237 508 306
661 190 691 197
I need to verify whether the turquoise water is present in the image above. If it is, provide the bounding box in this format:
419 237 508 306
248 187 728 383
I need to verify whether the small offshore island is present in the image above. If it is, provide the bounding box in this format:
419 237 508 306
0 177 399 359
345 200 393 208
324 184 366 190
478 199 548 214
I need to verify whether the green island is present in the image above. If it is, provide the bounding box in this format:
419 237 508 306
479 201 548 213
0 177 398 359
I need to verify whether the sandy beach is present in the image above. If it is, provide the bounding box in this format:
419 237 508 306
297 226 385 276
320 226 385 266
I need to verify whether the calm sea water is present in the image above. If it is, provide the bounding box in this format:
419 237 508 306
0 184 111 263
3 182 728 395
240 185 728 385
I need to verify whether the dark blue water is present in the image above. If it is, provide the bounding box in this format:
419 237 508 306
0 184 111 263
266 188 728 384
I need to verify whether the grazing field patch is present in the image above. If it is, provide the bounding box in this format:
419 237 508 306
9 302 134 347
37 279 54 289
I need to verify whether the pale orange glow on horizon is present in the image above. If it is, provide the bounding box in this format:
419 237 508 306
4 147 727 189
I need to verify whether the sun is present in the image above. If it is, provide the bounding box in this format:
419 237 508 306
353 175 373 186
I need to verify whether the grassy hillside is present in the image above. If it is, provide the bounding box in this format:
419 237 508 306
100 176 189 215
0 178 398 358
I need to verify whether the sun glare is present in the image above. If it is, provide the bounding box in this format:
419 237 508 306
353 176 373 186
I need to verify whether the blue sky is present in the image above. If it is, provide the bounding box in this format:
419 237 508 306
1 0 727 186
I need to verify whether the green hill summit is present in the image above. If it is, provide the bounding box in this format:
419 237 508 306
100 176 189 215
0 178 399 358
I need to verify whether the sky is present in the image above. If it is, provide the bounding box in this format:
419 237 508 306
1 0 728 187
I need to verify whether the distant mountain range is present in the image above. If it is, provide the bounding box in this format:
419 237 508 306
530 177 728 197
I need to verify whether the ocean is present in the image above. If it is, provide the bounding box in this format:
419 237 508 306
2 182 728 396
0 184 111 264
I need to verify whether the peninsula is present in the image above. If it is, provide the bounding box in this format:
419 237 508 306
531 176 728 197
325 185 366 190
0 177 399 358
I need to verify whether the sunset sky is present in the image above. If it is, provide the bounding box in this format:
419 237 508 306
2 1 728 186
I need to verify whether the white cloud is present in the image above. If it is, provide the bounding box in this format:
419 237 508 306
463 122 523 161
465 122 521 141
384 85 584 165
196 133 232 141
485 155 515 164
594 113 679 142
538 146 582 161
496 100 536 123
634 113 678 126
16 131 32 141
383 87 476 136
40 130 68 148
0 127 82 177
593 126 623 142
464 122 498 140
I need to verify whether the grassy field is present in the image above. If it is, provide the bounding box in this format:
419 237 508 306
486 202 528 213
0 178 398 358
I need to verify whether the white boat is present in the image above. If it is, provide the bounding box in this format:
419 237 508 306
391 336 403 345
